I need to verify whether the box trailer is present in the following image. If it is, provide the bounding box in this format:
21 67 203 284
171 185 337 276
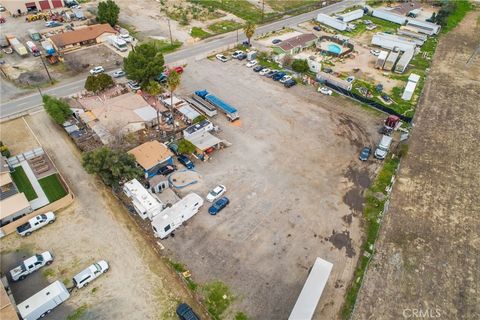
383 50 400 71
151 193 203 239
17 281 70 320
375 50 388 69
195 90 239 121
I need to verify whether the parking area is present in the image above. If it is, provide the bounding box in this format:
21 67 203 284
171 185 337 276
163 58 384 318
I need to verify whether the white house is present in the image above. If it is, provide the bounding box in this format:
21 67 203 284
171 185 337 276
123 179 163 220
151 193 203 239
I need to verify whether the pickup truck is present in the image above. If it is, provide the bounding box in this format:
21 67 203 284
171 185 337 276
16 212 56 236
10 251 53 281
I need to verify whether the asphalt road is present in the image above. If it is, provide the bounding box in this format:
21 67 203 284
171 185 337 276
0 0 361 119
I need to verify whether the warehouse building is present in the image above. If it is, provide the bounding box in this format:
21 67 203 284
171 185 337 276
1 0 64 14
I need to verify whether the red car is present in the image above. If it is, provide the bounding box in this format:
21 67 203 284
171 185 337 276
164 66 184 75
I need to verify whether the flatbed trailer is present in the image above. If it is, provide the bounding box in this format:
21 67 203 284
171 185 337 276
186 96 218 117
194 90 239 121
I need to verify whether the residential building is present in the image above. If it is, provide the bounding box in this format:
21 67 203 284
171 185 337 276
123 179 163 220
49 24 116 53
372 9 407 25
395 49 415 73
371 32 417 52
336 9 364 23
273 33 317 55
1 0 64 14
406 18 441 35
128 141 174 178
316 13 347 31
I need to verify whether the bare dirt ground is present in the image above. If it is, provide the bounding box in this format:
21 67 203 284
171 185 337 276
0 112 207 319
161 58 384 319
353 10 480 320
0 117 39 154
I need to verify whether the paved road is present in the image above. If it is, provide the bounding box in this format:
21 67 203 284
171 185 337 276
0 0 360 119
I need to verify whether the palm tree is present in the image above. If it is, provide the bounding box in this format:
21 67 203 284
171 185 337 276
166 70 181 138
243 21 256 46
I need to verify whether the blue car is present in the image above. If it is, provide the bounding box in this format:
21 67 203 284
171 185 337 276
208 197 229 215
272 72 286 81
359 147 371 161
177 155 194 169
176 303 199 320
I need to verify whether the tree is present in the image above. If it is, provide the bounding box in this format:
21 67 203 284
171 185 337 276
142 79 163 96
166 70 181 136
177 139 196 154
82 147 142 187
0 141 11 158
84 74 114 93
43 95 72 124
292 59 309 73
123 42 165 83
97 0 120 27
243 21 256 45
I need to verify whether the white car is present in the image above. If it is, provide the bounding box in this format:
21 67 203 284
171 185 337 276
73 260 109 289
279 75 292 83
216 54 228 62
112 70 125 78
246 60 257 68
127 80 141 91
89 66 104 75
370 49 380 56
232 50 244 59
259 68 271 76
206 185 227 202
10 251 53 281
318 86 333 95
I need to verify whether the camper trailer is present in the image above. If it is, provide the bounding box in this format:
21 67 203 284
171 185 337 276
17 281 70 320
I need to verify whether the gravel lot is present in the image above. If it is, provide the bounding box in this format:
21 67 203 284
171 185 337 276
353 11 480 320
162 58 383 319
0 112 206 320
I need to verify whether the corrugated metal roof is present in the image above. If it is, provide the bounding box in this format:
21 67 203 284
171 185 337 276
50 24 116 47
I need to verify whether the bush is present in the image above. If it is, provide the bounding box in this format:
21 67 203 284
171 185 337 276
292 59 309 73
203 281 233 320
0 141 11 158
43 95 72 124
84 74 114 93
177 139 196 154
192 115 207 124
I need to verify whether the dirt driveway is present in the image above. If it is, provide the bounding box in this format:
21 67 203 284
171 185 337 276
0 112 206 319
353 10 480 320
161 58 383 319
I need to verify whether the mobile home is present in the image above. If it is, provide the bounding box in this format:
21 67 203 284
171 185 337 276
384 50 400 71
375 51 388 69
316 13 347 31
151 193 203 239
372 9 407 25
371 33 416 52
406 18 441 35
337 9 364 23
17 281 70 320
395 49 414 73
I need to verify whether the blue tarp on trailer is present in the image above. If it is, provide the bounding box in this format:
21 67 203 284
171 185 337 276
195 90 237 113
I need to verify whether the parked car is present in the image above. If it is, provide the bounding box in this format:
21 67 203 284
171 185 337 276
359 147 371 161
155 73 168 83
283 79 297 88
246 60 257 68
177 155 194 169
232 50 244 59
237 53 247 60
216 54 228 62
112 70 125 78
45 21 62 28
89 66 104 75
253 65 264 72
208 197 230 215
313 26 321 31
16 212 56 237
279 75 292 83
164 66 184 75
158 164 177 176
206 185 227 202
323 68 333 73
176 303 200 320
318 86 333 95
370 49 381 56
381 93 392 103
272 72 286 81
242 40 251 47
127 80 141 91
346 76 355 83
265 70 278 78
10 251 53 281
73 260 109 289
259 68 271 76
272 39 282 44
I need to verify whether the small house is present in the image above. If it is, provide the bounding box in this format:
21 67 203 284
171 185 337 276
273 33 317 55
49 24 116 53
128 141 174 178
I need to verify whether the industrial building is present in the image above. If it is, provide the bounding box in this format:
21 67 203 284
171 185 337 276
1 0 64 14
395 49 415 73
371 33 417 52
123 179 163 220
316 13 347 31
372 9 407 25
128 141 174 179
336 9 364 23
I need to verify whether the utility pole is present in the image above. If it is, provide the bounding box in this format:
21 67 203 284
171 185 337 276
236 29 239 44
261 0 265 23
39 54 53 83
36 85 43 97
167 18 173 45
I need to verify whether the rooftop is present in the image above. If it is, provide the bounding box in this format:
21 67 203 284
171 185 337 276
123 179 163 214
0 192 31 220
49 24 116 48
128 141 173 170
277 33 317 51
185 132 223 151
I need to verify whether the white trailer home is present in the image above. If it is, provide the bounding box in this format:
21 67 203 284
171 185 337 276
395 48 414 73
17 281 70 320
406 18 441 35
372 9 407 25
398 27 428 41
123 179 163 220
371 33 416 52
375 50 388 69
316 13 347 31
384 50 400 71
337 9 364 23
151 193 203 239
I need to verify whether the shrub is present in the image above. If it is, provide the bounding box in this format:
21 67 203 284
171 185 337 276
292 59 309 73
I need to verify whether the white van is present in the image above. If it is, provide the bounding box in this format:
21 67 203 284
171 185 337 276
374 135 393 159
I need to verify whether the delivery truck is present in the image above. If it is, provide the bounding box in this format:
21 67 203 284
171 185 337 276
17 281 70 320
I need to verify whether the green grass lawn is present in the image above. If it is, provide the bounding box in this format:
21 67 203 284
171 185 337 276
441 0 473 33
10 167 38 201
189 0 264 22
207 20 243 34
149 40 183 54
38 174 67 203
190 27 212 39
266 0 317 12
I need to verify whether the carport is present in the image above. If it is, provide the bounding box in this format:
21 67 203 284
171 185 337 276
185 131 223 160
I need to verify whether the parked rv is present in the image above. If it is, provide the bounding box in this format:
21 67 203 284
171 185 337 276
10 251 53 281
374 135 393 160
7 36 28 57
151 193 204 239
17 281 70 320
16 212 56 236
107 36 128 52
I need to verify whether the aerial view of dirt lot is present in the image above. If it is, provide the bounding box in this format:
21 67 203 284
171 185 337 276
353 10 480 320
157 58 385 319
0 112 206 320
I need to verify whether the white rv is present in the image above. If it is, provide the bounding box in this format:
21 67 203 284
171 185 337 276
151 193 203 239
107 36 128 52
123 179 163 220
17 281 70 320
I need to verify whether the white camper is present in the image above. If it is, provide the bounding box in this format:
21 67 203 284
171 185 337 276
17 281 70 320
107 36 128 52
123 179 163 220
151 193 203 239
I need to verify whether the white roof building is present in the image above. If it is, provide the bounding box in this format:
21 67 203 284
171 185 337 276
402 75 421 101
372 9 407 25
123 179 163 220
337 9 364 23
317 13 347 31
371 32 417 51
406 18 441 35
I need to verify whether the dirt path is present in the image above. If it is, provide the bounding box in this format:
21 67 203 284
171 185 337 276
1 111 207 319
353 10 480 320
